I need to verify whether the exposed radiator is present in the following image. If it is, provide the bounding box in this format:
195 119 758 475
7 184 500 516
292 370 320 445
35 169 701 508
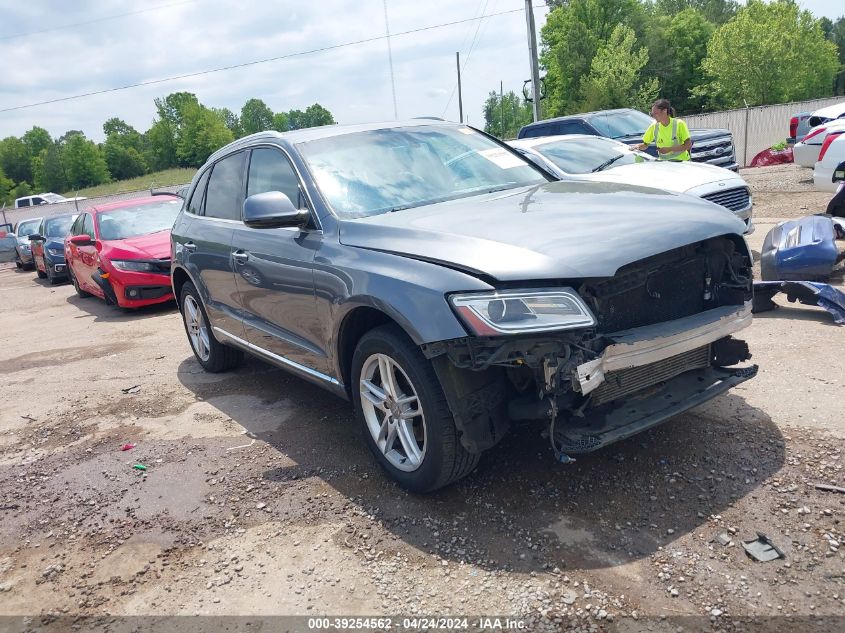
590 345 711 407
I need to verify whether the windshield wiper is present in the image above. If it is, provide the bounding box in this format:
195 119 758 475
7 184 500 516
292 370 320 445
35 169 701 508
591 154 625 172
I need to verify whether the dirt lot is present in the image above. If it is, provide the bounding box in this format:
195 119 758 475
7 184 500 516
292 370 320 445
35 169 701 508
0 164 843 630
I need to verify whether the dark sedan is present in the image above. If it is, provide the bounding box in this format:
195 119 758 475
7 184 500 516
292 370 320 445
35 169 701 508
29 213 77 284
171 121 757 492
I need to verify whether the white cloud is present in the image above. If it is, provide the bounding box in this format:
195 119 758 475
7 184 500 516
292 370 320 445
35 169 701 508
0 0 550 141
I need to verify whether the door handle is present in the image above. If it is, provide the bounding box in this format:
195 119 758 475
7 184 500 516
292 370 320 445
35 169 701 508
232 251 249 264
183 241 197 252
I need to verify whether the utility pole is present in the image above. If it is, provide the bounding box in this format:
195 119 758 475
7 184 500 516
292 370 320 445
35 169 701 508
500 80 505 137
524 0 542 122
456 52 464 123
383 0 398 119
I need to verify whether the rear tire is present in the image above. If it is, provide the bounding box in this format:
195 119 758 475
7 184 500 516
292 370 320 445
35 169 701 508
179 282 242 372
351 323 479 493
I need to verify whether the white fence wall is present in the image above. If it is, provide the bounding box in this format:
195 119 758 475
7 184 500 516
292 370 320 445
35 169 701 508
684 96 844 167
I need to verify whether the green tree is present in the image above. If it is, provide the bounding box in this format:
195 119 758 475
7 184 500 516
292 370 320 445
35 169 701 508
271 112 290 132
0 136 33 185
9 181 33 202
103 139 147 180
287 109 306 130
302 103 335 127
696 0 839 107
213 107 241 137
144 120 178 171
0 167 14 205
580 24 659 112
22 126 52 160
240 98 274 135
654 0 738 25
644 8 715 112
540 0 646 116
32 143 67 193
62 134 111 189
154 92 200 129
176 103 234 167
483 90 533 138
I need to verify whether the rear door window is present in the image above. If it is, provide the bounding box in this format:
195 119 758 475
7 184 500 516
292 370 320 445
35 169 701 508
204 152 246 221
187 169 211 216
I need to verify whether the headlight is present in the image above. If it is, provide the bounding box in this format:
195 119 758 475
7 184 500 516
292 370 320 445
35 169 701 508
111 260 156 272
449 288 596 335
47 247 63 256
20 244 31 251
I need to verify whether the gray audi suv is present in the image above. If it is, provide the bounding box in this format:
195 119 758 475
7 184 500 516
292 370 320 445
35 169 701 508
171 120 757 492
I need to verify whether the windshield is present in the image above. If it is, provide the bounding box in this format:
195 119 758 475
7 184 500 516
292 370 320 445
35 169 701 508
42 193 66 203
16 219 41 236
96 199 182 240
45 215 77 237
297 125 547 218
532 137 652 174
588 110 654 139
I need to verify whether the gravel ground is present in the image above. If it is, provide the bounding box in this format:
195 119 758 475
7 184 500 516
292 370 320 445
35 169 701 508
0 164 843 631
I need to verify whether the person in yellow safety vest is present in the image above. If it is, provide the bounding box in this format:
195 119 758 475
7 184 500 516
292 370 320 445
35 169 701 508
635 98 692 161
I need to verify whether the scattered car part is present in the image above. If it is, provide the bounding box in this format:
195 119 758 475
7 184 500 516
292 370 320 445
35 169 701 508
760 215 842 281
743 532 785 562
753 281 845 325
814 483 845 494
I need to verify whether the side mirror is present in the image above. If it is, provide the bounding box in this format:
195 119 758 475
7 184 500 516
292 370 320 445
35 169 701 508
243 191 309 229
69 235 93 246
833 160 845 183
28 234 44 241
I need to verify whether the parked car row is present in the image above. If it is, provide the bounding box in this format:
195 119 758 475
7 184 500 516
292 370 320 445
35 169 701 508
790 100 845 192
9 119 758 493
11 195 182 308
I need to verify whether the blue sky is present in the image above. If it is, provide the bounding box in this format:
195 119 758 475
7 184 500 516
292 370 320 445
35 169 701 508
0 1 840 142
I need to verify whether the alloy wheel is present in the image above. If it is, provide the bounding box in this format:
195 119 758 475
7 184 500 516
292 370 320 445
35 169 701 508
359 353 426 472
184 295 211 362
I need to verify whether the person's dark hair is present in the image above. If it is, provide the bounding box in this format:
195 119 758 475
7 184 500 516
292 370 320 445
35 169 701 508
652 99 676 117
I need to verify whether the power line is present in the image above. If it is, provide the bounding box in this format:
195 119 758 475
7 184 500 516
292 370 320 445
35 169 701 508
441 0 493 117
0 0 198 42
0 6 526 114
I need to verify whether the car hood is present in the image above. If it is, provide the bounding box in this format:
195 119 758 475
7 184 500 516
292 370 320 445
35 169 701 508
101 230 171 260
577 161 746 194
338 181 747 281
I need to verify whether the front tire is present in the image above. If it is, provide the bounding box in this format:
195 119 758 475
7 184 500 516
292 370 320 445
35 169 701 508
36 264 47 279
351 324 479 493
69 266 91 298
179 282 242 372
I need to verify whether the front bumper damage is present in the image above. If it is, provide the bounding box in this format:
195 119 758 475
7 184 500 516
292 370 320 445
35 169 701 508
424 302 756 456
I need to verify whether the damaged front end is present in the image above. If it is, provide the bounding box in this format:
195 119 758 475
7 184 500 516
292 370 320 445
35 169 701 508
423 235 758 459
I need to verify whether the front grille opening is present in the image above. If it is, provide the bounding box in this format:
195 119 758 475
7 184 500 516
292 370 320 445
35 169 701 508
701 187 750 212
579 236 751 333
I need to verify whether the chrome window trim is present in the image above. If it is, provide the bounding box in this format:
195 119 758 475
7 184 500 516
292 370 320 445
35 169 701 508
213 326 341 386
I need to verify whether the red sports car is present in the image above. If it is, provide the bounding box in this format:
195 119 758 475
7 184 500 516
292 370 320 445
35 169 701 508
64 195 182 308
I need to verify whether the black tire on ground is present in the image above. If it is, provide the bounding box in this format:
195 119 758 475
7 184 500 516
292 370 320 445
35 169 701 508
179 281 243 373
351 323 480 493
69 266 91 298
15 260 22 269
36 264 47 279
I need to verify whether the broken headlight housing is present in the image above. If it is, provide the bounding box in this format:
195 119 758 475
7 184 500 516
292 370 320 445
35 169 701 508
449 288 596 336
